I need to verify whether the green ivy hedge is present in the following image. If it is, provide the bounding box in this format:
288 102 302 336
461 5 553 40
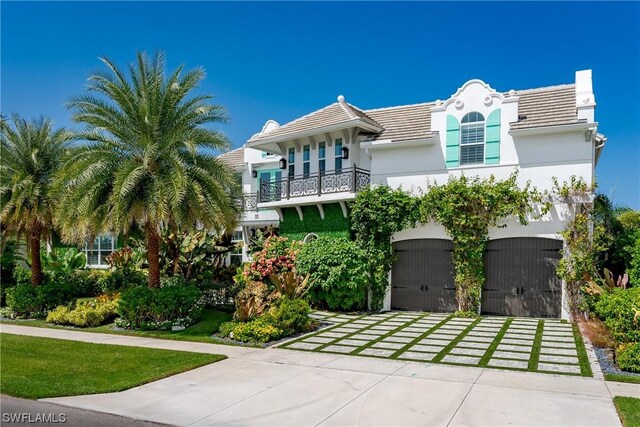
279 203 350 241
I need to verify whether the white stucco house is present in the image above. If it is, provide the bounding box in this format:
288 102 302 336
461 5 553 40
220 70 606 319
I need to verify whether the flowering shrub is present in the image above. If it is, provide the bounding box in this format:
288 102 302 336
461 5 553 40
240 236 300 283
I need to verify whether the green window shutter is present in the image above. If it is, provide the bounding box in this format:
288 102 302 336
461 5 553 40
445 115 460 168
485 109 501 165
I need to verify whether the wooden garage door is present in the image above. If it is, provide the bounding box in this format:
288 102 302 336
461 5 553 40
482 238 563 318
391 239 457 312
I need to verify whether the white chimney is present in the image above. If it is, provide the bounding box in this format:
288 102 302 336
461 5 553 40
575 70 595 122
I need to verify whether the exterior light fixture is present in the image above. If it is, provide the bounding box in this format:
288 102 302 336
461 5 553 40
341 147 349 160
279 158 287 169
252 170 258 178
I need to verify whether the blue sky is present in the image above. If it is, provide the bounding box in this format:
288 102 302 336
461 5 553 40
2 1 639 208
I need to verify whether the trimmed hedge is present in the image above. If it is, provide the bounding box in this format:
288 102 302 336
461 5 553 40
296 237 369 311
594 287 640 343
279 203 350 240
616 342 640 373
116 280 203 330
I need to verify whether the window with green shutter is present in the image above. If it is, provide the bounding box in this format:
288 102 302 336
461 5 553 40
445 115 460 168
485 109 501 164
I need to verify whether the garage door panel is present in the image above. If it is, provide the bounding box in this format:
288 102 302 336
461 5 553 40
483 238 562 318
392 239 456 312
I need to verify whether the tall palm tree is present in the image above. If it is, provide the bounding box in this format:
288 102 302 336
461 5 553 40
56 52 240 287
0 115 72 285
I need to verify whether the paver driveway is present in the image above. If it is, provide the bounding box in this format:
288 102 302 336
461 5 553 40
280 311 588 376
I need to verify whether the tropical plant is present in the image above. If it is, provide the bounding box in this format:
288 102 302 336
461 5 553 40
104 246 145 270
0 115 72 285
161 229 237 280
269 270 312 300
584 268 629 296
233 280 271 322
55 52 240 287
239 235 299 284
248 226 279 253
42 247 87 275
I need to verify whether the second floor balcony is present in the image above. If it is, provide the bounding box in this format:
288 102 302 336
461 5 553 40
256 165 370 206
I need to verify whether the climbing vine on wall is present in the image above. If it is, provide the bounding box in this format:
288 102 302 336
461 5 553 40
552 176 606 318
350 186 421 310
420 171 547 315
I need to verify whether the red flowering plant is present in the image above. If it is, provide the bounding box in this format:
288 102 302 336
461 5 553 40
242 236 301 285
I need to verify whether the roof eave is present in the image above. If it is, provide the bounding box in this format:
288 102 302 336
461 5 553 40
247 119 383 146
361 133 440 150
509 122 597 137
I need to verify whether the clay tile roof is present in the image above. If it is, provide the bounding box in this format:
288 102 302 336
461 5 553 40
510 84 585 129
218 147 245 169
248 101 382 143
249 83 583 144
362 102 436 142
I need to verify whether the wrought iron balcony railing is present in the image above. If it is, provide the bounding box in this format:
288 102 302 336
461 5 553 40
257 165 370 204
236 193 258 212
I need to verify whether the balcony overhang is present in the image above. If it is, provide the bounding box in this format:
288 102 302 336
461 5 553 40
257 192 358 210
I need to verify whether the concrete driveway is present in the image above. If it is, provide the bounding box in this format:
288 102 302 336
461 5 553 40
43 349 625 427
2 324 635 427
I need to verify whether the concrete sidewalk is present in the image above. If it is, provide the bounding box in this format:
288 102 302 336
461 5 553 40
2 324 636 426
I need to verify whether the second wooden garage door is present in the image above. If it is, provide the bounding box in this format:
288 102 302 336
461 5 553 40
482 237 563 318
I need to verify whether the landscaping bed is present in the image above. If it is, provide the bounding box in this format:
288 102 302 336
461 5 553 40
0 309 250 346
0 333 225 399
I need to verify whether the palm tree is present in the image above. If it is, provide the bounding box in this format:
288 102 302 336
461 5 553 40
0 115 72 285
56 52 240 287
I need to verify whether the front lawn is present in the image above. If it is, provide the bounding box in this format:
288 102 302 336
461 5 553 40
0 333 225 399
1 309 237 345
613 396 640 427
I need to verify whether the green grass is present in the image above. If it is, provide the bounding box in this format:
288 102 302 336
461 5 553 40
1 309 241 345
613 396 640 427
0 333 225 399
605 373 640 384
282 315 593 376
572 323 593 377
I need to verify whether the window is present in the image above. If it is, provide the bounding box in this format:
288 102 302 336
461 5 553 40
84 234 116 267
261 151 275 158
334 138 343 172
303 233 319 243
229 229 243 265
303 145 310 177
288 148 295 178
318 142 326 175
460 112 485 165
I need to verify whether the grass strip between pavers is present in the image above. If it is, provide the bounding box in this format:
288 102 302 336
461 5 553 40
572 322 593 377
351 313 434 356
282 313 591 377
387 315 453 359
478 317 513 367
527 319 545 371
431 317 483 363
281 312 407 351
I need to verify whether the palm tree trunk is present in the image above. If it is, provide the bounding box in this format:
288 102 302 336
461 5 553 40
29 222 43 286
146 223 161 288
